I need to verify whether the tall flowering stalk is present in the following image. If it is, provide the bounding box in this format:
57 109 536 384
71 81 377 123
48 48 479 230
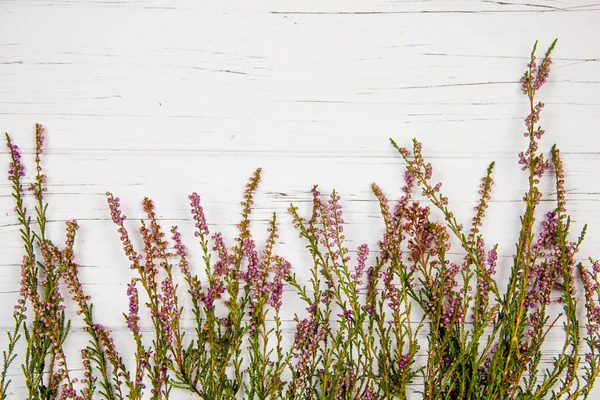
2 125 75 399
1 134 29 399
59 220 135 400
244 215 293 399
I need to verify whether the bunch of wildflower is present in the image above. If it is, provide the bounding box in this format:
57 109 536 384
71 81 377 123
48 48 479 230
4 39 600 400
3 126 134 400
386 39 600 399
287 178 424 398
107 168 293 399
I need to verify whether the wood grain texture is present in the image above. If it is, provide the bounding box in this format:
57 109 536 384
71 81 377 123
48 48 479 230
1 0 599 398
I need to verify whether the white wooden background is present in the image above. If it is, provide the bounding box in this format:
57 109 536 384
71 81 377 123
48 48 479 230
1 1 599 398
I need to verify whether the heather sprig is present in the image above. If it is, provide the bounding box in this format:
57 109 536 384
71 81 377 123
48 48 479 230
106 194 171 399
244 216 292 399
1 135 29 400
59 220 134 400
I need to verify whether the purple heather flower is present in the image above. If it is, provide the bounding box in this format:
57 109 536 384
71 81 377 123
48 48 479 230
267 258 291 311
212 232 232 276
352 243 369 286
126 279 140 335
106 192 144 272
135 350 150 390
383 272 400 312
6 138 25 181
26 123 48 200
189 192 209 237
171 226 190 275
364 387 379 399
579 264 600 337
313 190 350 271
398 352 411 370
59 221 97 320
292 316 328 390
244 237 265 295
366 266 379 299
106 193 125 224
91 323 121 369
593 260 600 276
534 56 552 90
204 281 225 311
337 309 353 322
487 247 498 275
533 211 558 252
238 168 262 238
158 278 176 346
171 225 203 302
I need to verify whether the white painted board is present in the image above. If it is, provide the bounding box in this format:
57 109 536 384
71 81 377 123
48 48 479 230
1 1 599 398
